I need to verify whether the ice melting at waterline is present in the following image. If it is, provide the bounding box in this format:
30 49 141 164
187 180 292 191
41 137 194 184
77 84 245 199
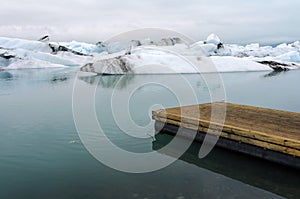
1 34 299 73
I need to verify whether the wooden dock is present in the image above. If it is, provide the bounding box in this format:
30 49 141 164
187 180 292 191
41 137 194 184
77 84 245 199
152 103 300 168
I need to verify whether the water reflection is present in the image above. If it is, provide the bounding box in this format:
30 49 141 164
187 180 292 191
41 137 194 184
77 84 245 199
0 71 13 80
50 75 69 84
1 69 300 198
0 68 73 84
153 132 300 199
78 72 224 94
263 70 289 78
78 74 135 89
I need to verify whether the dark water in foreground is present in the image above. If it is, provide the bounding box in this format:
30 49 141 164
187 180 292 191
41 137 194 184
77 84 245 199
0 69 299 199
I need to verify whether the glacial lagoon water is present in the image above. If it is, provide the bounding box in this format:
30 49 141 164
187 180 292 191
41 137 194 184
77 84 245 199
0 68 299 199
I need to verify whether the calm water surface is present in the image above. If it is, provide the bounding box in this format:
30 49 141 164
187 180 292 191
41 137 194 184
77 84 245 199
0 68 299 199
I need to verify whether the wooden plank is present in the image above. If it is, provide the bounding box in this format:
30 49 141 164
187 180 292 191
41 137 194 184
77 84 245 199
153 115 300 157
152 103 300 146
154 121 300 169
152 113 300 150
152 103 300 158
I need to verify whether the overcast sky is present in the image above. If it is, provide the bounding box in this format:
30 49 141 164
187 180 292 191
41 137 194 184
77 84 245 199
0 0 299 44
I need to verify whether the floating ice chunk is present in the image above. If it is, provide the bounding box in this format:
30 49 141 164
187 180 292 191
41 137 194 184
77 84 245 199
274 51 300 63
206 34 221 45
276 43 288 48
0 37 51 52
12 49 80 66
245 43 260 49
290 41 300 48
59 41 104 54
190 43 217 55
2 34 300 73
5 57 67 70
273 43 295 56
81 47 272 75
211 56 271 72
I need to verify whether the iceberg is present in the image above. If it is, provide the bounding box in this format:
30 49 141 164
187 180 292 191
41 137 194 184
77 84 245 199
56 41 104 55
4 58 68 70
0 36 94 70
206 33 221 45
0 34 299 73
274 51 300 63
96 37 183 54
0 37 51 52
80 33 300 75
80 47 271 74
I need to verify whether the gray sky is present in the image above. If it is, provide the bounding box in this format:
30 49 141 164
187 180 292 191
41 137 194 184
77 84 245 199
0 0 299 44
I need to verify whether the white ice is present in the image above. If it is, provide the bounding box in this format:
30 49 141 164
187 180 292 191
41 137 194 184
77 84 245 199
1 34 300 73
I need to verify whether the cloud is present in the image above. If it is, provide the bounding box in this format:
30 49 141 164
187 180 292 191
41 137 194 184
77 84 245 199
0 0 299 44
